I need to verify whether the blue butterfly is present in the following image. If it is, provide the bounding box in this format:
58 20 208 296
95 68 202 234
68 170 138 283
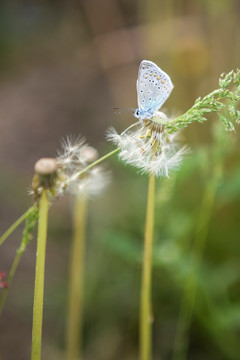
134 60 174 121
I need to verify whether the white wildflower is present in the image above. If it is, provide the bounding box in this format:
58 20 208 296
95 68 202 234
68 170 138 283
107 112 187 177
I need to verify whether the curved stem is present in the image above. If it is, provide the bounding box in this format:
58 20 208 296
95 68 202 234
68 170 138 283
66 194 87 360
140 172 156 360
67 148 120 184
0 247 26 315
0 205 35 247
0 205 38 316
31 190 49 360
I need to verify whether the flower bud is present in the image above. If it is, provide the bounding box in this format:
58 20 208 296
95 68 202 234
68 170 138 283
33 158 58 192
80 146 98 163
34 158 57 175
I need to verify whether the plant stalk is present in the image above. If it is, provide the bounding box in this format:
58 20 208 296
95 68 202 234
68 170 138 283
0 206 35 247
31 190 49 360
140 172 156 360
66 194 87 360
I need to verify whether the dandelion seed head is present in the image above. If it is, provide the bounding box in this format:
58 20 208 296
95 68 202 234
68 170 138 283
107 114 187 177
57 136 88 178
57 136 109 198
68 167 110 198
150 111 168 125
31 136 109 201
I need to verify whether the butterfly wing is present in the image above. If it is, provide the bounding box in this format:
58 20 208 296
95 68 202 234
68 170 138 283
136 60 174 117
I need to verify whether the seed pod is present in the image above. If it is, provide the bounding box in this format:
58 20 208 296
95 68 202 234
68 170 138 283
33 158 58 199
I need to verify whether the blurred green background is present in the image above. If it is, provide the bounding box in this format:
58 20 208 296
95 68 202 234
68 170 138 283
0 0 240 359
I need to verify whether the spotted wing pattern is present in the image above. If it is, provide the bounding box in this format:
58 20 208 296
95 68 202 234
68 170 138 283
136 60 174 118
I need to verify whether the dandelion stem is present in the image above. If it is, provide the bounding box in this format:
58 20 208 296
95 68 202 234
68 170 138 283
0 205 35 247
67 147 120 184
140 172 156 360
172 176 219 360
66 194 87 360
31 190 49 360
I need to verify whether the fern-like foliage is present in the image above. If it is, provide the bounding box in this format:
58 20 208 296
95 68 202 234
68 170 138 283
165 70 240 133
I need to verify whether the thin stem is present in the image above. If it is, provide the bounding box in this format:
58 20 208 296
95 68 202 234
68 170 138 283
0 250 23 315
31 190 49 360
0 205 38 316
67 147 120 184
0 250 27 315
172 177 218 360
66 194 87 360
140 172 156 360
0 206 35 247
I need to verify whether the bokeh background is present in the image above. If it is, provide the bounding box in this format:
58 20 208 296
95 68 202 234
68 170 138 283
0 0 240 359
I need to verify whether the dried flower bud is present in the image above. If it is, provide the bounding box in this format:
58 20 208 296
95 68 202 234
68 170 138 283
32 158 59 199
0 272 8 289
34 158 58 175
0 272 6 280
80 146 98 163
0 281 8 289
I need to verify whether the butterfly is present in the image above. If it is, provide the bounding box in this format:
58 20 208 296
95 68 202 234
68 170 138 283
134 60 174 121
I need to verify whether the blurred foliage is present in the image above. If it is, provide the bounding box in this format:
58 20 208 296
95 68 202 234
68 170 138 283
98 123 240 359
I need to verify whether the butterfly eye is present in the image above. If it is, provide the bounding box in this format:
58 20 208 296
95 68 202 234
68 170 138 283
134 109 140 117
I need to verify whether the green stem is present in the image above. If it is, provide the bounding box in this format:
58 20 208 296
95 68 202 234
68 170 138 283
31 190 49 360
0 249 25 315
67 148 120 184
140 172 156 360
0 205 38 316
66 194 87 360
172 177 218 360
0 206 35 247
